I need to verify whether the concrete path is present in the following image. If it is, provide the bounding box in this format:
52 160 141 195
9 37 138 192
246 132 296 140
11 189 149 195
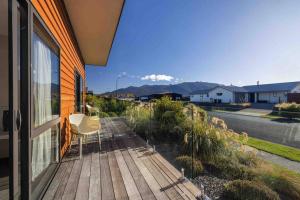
245 146 300 173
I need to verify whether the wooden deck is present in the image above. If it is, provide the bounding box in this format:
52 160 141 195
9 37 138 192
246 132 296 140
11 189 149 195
43 117 201 200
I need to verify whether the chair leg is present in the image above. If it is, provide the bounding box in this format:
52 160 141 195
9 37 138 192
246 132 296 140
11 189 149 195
70 134 75 150
78 136 82 159
98 130 101 150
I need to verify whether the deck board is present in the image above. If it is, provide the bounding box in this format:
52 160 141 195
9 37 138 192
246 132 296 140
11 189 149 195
43 161 69 200
89 141 101 200
75 144 92 200
62 159 83 200
53 160 75 199
100 141 116 200
113 135 156 199
43 117 201 200
108 141 128 200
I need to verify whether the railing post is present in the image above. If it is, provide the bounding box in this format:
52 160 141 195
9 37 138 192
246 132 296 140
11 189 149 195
191 105 194 179
181 168 185 179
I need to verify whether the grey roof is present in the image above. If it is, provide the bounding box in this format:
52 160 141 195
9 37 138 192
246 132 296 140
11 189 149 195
243 82 300 93
219 85 248 93
190 89 211 95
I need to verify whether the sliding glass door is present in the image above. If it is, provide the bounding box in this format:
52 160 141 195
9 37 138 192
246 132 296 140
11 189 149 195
30 15 60 200
7 1 22 199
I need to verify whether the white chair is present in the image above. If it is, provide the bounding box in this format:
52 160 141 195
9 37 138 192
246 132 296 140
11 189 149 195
86 104 100 116
69 114 101 158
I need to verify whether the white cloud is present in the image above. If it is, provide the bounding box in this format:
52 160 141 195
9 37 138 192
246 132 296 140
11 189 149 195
141 74 174 82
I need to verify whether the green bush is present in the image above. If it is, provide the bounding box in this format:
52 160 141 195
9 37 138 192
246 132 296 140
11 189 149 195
98 111 110 118
153 97 186 142
125 105 151 139
222 180 280 200
175 155 203 176
208 156 256 180
236 151 258 167
259 173 300 200
274 103 300 119
184 122 226 162
108 112 118 117
86 95 131 116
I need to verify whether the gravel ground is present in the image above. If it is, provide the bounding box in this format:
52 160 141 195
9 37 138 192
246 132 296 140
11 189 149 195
192 174 229 200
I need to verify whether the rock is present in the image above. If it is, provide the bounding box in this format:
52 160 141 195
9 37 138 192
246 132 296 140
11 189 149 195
192 174 229 200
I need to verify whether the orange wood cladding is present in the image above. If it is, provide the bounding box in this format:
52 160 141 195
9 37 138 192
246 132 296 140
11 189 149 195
31 0 86 156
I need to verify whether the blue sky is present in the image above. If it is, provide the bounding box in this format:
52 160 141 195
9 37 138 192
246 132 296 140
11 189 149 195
86 0 300 94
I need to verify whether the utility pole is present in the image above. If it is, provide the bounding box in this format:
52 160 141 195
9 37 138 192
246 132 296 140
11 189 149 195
115 77 119 99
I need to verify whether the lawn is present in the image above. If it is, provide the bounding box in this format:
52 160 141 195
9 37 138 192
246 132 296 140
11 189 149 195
245 137 300 162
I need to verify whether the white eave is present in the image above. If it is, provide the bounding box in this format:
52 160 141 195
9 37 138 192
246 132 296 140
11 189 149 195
63 0 124 66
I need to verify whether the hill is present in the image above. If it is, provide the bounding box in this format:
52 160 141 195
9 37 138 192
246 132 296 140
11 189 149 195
101 81 220 97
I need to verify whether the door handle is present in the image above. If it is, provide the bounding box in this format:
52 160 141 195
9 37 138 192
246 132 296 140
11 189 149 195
2 110 9 132
16 110 22 131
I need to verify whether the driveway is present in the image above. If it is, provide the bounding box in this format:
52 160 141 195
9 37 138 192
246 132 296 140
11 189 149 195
233 103 274 117
234 108 272 117
208 111 300 149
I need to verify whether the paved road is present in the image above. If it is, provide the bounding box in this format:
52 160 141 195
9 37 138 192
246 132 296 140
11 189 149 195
208 111 300 149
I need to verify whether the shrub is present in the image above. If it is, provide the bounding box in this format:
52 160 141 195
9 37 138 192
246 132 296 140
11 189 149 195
184 122 227 162
175 155 203 176
274 103 300 119
108 112 118 117
154 96 186 123
86 95 131 116
98 111 110 118
125 105 151 139
259 172 300 200
152 97 186 142
222 180 280 200
235 151 258 167
208 156 256 180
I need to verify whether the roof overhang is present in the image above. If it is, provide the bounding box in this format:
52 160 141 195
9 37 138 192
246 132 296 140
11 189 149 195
63 0 124 66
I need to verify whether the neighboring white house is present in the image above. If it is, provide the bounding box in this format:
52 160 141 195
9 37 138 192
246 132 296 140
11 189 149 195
190 81 300 104
190 86 248 103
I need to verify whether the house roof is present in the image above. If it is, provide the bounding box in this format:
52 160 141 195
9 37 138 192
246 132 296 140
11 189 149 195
243 82 300 93
219 85 248 93
63 0 124 66
190 89 211 95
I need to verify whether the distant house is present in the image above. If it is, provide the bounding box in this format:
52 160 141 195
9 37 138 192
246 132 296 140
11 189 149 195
190 86 248 103
138 92 183 101
86 90 94 96
244 82 300 103
190 81 300 104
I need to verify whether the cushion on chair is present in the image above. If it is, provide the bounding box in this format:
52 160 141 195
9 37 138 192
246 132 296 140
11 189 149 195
69 114 100 136
69 114 85 134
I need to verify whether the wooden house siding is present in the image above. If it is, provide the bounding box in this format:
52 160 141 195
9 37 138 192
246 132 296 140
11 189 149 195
31 0 86 156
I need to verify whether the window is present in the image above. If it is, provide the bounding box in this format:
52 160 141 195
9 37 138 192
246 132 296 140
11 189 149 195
217 93 223 96
207 93 209 97
32 18 60 127
31 15 60 198
75 71 83 112
273 92 277 97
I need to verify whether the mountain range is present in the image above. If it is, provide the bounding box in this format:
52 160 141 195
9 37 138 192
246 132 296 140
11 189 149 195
101 81 221 97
